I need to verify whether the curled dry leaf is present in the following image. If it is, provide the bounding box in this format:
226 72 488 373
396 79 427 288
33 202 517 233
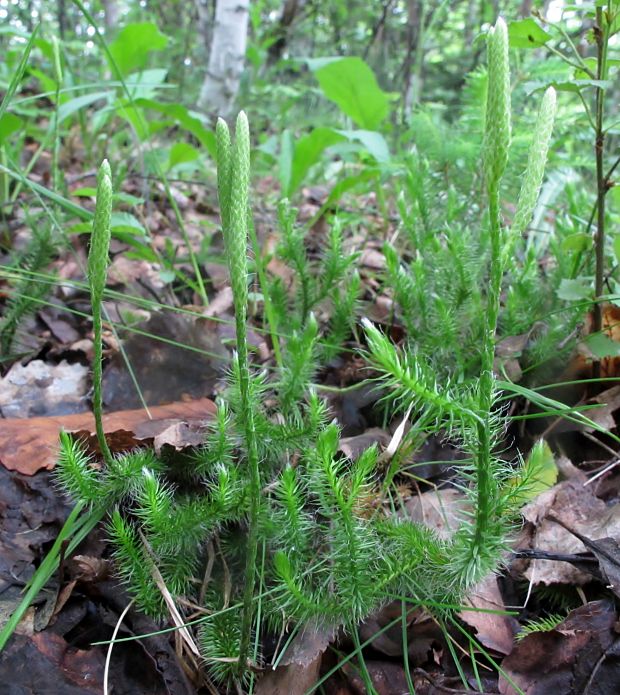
521 480 620 586
0 398 216 475
342 659 411 695
459 574 516 656
359 602 445 665
339 428 391 460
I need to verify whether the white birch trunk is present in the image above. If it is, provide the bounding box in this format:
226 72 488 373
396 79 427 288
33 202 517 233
198 0 249 117
102 0 119 32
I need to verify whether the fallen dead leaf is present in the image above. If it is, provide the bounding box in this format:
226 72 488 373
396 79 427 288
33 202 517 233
343 659 411 695
546 518 620 601
339 428 391 460
0 632 105 694
107 256 165 290
584 384 620 432
499 600 618 695
460 574 516 656
574 303 620 379
404 488 469 539
359 603 445 665
0 398 216 475
38 308 80 344
256 623 334 695
102 311 228 411
494 323 546 383
68 555 110 583
521 480 620 586
202 286 234 318
360 247 386 270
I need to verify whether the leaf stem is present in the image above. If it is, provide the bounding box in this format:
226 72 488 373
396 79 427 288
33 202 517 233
592 6 609 369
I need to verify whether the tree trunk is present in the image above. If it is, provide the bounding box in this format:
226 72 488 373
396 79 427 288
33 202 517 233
198 0 249 117
102 0 119 32
402 0 423 119
267 0 303 65
57 0 66 38
195 0 215 60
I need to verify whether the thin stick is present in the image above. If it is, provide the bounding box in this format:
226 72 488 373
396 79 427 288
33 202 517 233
103 600 134 695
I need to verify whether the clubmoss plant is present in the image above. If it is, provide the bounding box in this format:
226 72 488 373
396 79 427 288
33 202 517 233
363 17 557 586
88 159 114 465
511 87 557 247
0 227 56 358
469 16 512 582
49 28 559 688
268 198 361 361
216 112 260 675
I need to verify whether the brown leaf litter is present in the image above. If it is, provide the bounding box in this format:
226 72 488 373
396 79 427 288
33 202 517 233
0 398 216 475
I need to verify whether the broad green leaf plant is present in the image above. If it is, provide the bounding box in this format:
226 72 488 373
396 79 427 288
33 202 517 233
19 17 558 691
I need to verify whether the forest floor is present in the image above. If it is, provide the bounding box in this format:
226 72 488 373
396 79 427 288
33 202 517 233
1 150 620 695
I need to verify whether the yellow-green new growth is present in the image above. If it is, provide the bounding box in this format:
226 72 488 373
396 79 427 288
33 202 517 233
511 87 557 240
229 112 251 317
216 118 232 239
51 36 63 85
88 159 113 466
89 160 112 304
484 17 511 190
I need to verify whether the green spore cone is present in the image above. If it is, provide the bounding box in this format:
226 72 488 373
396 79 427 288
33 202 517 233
511 87 557 242
484 17 511 192
88 159 113 466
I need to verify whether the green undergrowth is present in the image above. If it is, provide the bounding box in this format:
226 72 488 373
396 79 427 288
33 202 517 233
3 12 611 695
39 19 564 691
0 225 57 359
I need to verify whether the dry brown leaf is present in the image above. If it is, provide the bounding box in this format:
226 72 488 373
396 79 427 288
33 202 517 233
499 600 618 695
360 247 386 270
202 286 234 317
565 304 620 380
101 312 227 411
460 574 516 656
584 384 620 432
256 624 334 695
0 398 216 475
359 603 444 665
404 488 469 539
342 660 412 695
38 309 80 344
521 480 620 586
107 256 165 289
339 428 391 460
68 555 110 583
